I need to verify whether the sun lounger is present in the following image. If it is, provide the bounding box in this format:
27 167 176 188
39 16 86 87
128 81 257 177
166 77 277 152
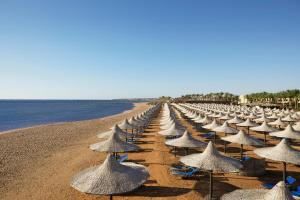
242 156 251 161
262 176 296 189
291 186 300 197
117 154 128 163
171 167 199 177
200 132 214 138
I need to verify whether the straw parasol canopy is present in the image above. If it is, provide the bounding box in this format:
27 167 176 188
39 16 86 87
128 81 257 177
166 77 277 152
195 115 212 124
221 130 264 160
227 116 244 125
180 141 242 199
267 113 279 120
97 125 128 140
270 124 300 140
213 121 238 153
268 117 287 128
203 119 220 130
255 114 271 123
220 113 232 121
247 113 257 120
90 129 140 153
118 119 135 130
293 122 300 131
254 139 300 181
165 130 207 155
158 123 185 137
282 115 296 123
237 119 258 134
221 181 295 200
160 119 178 130
213 121 238 135
250 122 277 143
70 154 149 198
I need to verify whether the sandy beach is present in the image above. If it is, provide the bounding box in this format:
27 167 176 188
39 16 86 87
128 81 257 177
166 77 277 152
1 103 300 200
0 103 149 200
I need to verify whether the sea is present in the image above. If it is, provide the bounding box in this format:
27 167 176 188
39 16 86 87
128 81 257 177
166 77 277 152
0 100 134 132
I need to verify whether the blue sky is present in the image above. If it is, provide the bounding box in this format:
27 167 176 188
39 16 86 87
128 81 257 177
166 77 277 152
0 0 299 99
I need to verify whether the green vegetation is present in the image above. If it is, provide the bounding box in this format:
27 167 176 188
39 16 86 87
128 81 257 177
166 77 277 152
245 89 300 109
175 92 239 103
148 96 172 105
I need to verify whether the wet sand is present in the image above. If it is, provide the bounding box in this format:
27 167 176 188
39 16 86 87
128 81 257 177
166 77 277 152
1 103 299 200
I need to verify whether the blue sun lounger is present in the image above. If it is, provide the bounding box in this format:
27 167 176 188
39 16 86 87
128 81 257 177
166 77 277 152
117 154 128 163
291 186 300 197
172 167 199 177
262 176 296 189
242 156 251 161
200 132 214 138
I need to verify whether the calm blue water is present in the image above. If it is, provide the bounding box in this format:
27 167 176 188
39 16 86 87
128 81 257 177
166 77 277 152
0 100 133 132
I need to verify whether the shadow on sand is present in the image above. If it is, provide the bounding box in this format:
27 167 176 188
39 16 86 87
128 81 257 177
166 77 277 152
193 174 239 199
126 185 192 197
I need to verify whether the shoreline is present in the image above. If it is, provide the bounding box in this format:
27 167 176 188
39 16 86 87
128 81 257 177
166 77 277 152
0 102 141 135
0 102 149 199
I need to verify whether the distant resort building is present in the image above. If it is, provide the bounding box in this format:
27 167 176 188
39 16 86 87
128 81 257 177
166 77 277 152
238 95 248 104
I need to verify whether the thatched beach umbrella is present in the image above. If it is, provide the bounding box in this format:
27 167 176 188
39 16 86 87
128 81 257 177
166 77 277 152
237 119 258 134
213 121 238 153
282 115 296 124
254 139 300 181
203 119 220 130
247 113 257 120
250 121 276 143
219 113 232 122
118 119 135 130
180 142 242 199
128 117 143 133
158 123 185 137
270 124 300 140
213 121 238 136
221 181 295 200
202 119 220 142
255 114 271 123
221 130 264 160
293 121 300 131
70 154 149 199
195 115 212 125
268 117 287 129
160 119 177 130
165 130 207 156
292 113 300 120
267 113 279 120
97 124 128 141
227 116 244 128
90 129 139 154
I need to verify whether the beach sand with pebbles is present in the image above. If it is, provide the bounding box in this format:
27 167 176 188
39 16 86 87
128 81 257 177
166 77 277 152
1 103 300 200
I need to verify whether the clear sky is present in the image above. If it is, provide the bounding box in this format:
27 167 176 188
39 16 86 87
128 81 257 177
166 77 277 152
0 0 299 99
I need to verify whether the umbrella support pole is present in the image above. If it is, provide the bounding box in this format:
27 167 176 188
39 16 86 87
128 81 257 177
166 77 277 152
240 144 243 161
264 133 267 144
213 132 216 143
224 142 227 154
247 127 250 135
283 162 286 182
110 195 113 200
209 170 213 200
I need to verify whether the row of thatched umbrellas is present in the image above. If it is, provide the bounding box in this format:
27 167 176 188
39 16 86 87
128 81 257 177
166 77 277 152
169 103 300 199
67 101 299 199
159 104 242 199
177 103 300 180
70 104 160 199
